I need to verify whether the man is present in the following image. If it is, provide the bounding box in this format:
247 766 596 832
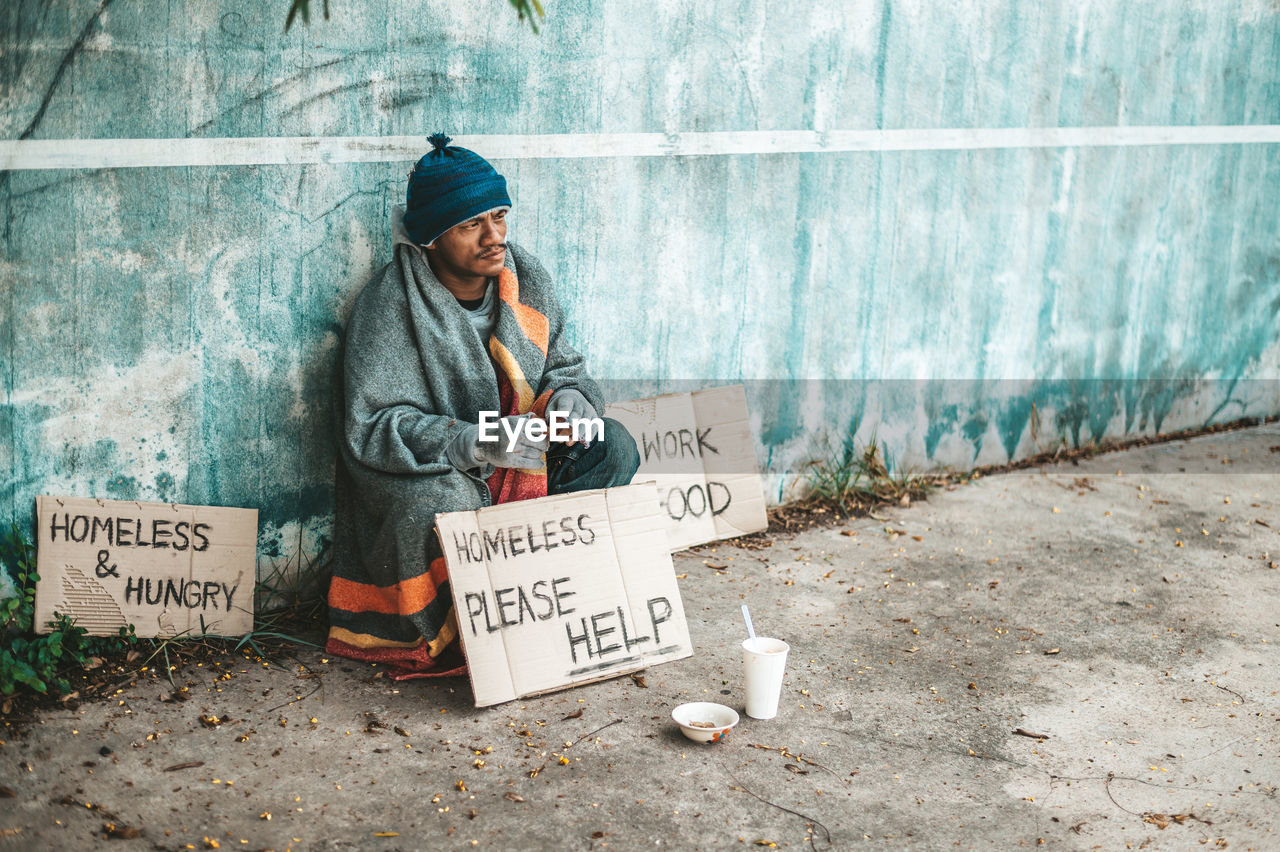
327 134 640 677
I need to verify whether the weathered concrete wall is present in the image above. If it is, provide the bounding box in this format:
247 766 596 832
3 1 1278 578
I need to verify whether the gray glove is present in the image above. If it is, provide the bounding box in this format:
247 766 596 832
548 388 598 446
446 414 549 471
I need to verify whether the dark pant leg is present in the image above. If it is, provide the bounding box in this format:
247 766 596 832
547 417 641 494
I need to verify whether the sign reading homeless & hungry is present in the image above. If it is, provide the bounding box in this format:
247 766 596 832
436 482 692 707
606 385 768 551
34 496 257 638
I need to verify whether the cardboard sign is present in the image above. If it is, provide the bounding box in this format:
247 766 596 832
436 482 692 708
606 385 768 551
34 496 257 638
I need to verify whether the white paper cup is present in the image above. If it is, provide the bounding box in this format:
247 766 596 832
742 637 790 719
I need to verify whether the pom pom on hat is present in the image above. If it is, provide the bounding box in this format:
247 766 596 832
404 133 510 246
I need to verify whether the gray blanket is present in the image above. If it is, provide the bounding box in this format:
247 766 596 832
327 219 603 670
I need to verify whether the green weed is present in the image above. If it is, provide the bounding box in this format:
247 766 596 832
247 533 330 657
1 524 136 698
255 533 329 621
804 434 937 516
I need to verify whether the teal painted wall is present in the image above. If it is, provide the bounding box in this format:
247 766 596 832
3 1 1279 580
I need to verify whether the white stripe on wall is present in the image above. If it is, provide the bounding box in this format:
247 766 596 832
3 126 1280 171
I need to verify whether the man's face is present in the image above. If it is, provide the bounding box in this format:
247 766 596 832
429 208 508 280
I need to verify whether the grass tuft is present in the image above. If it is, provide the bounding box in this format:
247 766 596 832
1 524 137 699
803 433 941 517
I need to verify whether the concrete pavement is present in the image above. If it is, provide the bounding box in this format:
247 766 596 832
2 424 1277 850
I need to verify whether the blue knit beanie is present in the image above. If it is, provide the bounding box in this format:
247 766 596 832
403 134 511 246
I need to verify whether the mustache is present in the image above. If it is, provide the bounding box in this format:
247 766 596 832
480 243 507 256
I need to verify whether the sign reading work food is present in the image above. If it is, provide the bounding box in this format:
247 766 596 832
34 496 257 638
436 482 692 708
606 385 768 551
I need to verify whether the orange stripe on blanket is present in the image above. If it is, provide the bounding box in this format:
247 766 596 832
327 634 468 680
426 608 459 657
328 557 451 616
532 388 553 418
488 337 537 418
497 267 549 355
328 626 425 650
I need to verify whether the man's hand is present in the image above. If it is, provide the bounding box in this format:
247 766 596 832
548 388 597 446
448 415 549 471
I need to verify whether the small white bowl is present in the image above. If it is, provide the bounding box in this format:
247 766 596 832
671 702 739 743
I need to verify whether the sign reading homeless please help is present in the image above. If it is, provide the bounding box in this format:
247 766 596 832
606 385 768 551
34 496 257 638
436 482 692 707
